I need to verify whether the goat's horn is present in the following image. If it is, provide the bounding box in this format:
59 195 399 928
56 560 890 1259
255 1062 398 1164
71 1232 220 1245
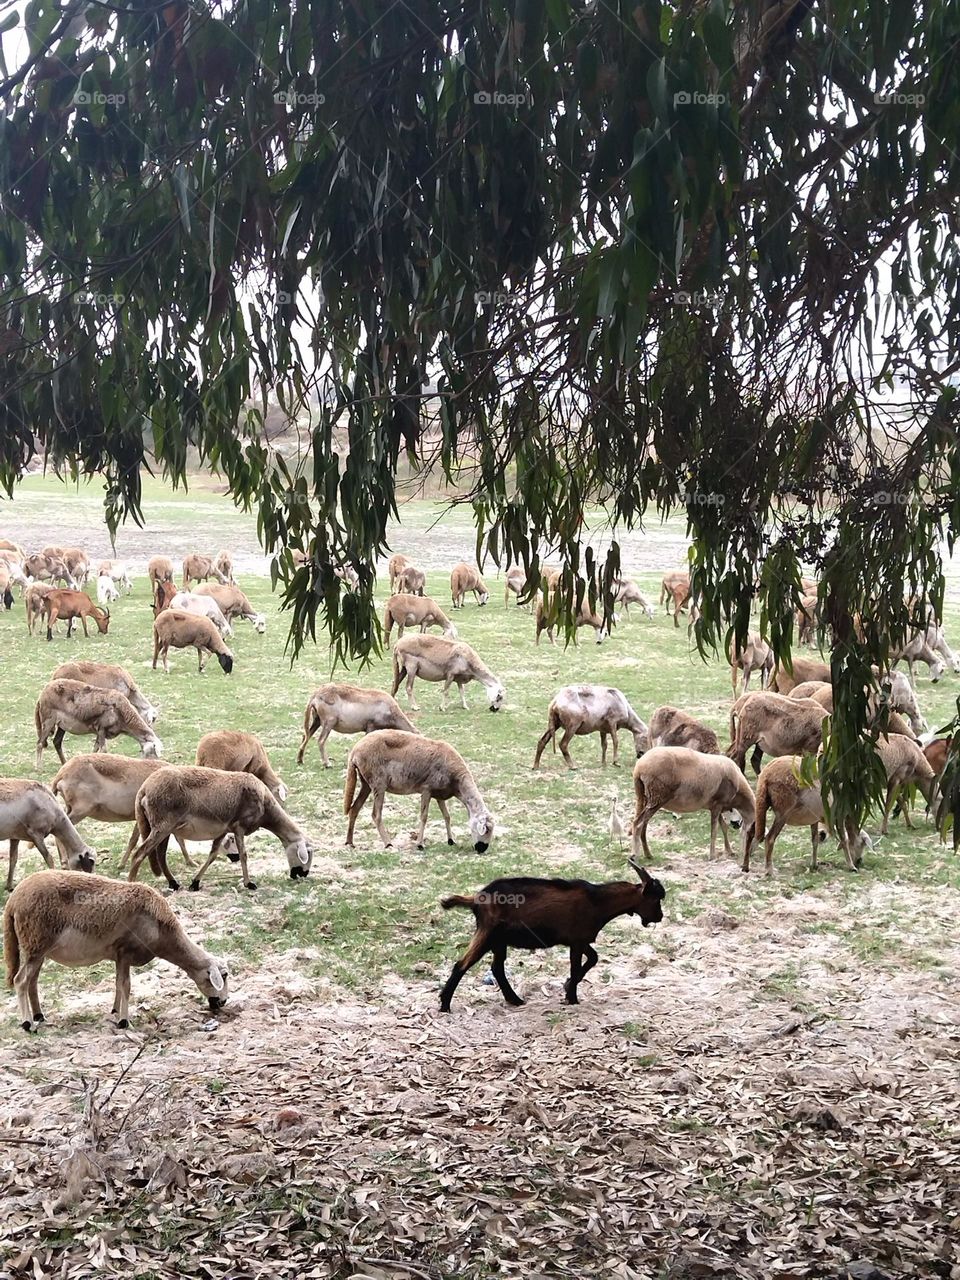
627 857 649 883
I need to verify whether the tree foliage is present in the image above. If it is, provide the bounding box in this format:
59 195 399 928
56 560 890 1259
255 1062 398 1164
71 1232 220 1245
2 0 960 838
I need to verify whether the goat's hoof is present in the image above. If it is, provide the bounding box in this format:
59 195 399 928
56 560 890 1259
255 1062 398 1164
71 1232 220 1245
245 881 258 891
439 1003 451 1013
564 995 580 1005
189 879 201 892
507 996 525 1007
117 1019 129 1029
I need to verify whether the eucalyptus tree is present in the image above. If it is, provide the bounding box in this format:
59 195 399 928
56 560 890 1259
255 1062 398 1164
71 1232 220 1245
1 0 959 837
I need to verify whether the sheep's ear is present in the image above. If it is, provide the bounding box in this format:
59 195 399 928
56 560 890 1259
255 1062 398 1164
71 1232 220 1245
208 964 225 992
628 858 650 884
297 843 310 866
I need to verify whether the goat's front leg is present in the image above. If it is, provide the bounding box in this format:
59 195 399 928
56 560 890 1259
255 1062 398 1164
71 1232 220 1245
709 810 719 859
81 617 89 637
610 729 620 767
491 946 524 1006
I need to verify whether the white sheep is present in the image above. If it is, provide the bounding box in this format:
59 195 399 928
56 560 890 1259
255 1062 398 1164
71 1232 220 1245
532 685 649 769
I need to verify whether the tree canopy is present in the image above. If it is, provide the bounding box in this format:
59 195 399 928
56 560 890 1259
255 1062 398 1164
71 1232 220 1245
2 0 959 837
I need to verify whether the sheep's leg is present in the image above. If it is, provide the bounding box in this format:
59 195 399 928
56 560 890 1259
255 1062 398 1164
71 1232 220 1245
558 728 577 769
718 813 734 857
5 839 19 892
414 791 431 850
457 681 469 711
881 783 897 835
439 928 494 1011
371 790 394 848
750 744 764 776
188 836 228 891
437 798 455 845
631 805 658 860
197 646 205 673
532 727 555 769
52 727 67 764
810 824 820 871
490 946 524 1006
317 726 333 769
709 811 719 859
81 616 89 637
295 712 316 765
763 817 786 876
405 670 420 711
599 730 608 765
344 778 372 846
127 830 171 885
162 644 170 674
233 832 256 891
26 962 44 1024
113 958 132 1027
151 836 181 890
14 956 43 1031
118 824 139 870
26 832 56 870
94 728 107 752
610 730 620 767
174 835 196 868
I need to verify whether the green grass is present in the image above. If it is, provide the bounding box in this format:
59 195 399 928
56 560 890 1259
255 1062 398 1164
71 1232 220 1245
1 472 959 1033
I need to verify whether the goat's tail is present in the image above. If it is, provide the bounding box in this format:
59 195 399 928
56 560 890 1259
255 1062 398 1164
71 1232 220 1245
343 758 358 815
3 905 19 987
440 894 476 911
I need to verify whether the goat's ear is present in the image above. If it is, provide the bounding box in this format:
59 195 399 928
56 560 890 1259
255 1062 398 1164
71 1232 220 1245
628 857 650 884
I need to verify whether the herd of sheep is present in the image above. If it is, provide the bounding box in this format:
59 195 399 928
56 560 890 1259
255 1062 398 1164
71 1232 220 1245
0 536 955 1031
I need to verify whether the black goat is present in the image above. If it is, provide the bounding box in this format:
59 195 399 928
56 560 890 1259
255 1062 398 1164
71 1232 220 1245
439 859 665 1010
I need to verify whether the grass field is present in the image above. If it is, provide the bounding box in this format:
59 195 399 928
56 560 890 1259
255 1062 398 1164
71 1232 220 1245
1 476 959 1278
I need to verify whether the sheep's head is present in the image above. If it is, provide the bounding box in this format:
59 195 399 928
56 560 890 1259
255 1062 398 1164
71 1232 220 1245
626 859 666 926
251 613 267 634
643 604 655 619
141 735 163 758
285 837 312 879
478 590 490 606
141 701 159 725
217 652 234 674
469 810 495 853
631 725 651 757
930 658 947 683
195 959 230 1010
487 683 505 712
222 833 241 862
61 842 96 874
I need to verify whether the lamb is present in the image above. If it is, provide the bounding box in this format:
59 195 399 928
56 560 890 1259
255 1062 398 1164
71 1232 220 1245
344 729 495 851
648 706 719 754
727 691 828 774
0 779 96 891
532 685 649 769
535 597 609 645
97 559 133 593
297 683 419 767
51 660 158 725
438 860 666 1010
631 747 756 860
169 590 233 637
182 553 229 590
147 555 175 592
40 589 110 640
51 754 202 871
152 609 235 674
614 579 655 618
730 633 774 695
35 679 163 768
195 730 287 801
397 564 426 596
741 756 871 875
450 562 490 607
769 656 830 694
876 736 937 833
391 634 505 711
24 583 55 635
382 594 457 645
3 871 229 1031
96 574 120 606
194 583 266 632
388 553 411 592
215 550 235 583
126 766 313 891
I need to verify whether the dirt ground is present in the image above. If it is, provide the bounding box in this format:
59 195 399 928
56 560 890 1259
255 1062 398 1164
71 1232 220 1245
3 847 958 1280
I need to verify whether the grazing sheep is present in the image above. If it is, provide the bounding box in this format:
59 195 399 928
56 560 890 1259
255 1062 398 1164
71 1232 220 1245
35 679 163 769
344 729 495 851
742 756 872 875
52 754 201 871
0 779 97 891
769 656 830 694
152 609 234 674
60 548 91 585
195 730 287 801
504 567 527 606
893 625 956 682
182 553 229 590
297 683 419 767
660 572 690 627
876 736 937 833
96 574 120 606
51 660 158 725
97 560 133 593
382 594 457 645
438 860 665 1010
788 671 926 735
3 871 228 1031
535 597 609 645
631 747 756 860
397 564 426 596
194 583 266 632
388 553 411 593
169 590 233 637
392 634 505 711
615 579 655 618
127 766 313 891
41 589 110 641
147 556 175 593
727 691 828 774
23 551 76 588
730 633 774 695
215 550 235 583
450 562 490 607
24 583 55 635
532 685 649 769
648 706 719 754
